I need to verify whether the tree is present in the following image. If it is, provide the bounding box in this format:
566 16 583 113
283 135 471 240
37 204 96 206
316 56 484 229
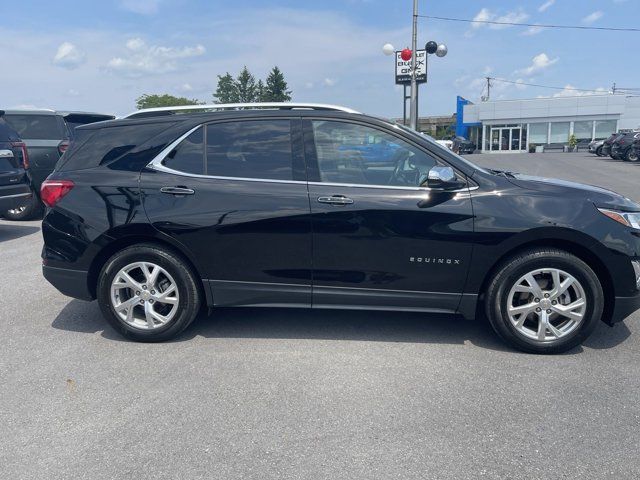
235 66 258 103
256 80 265 102
213 73 239 104
262 66 292 102
136 94 200 110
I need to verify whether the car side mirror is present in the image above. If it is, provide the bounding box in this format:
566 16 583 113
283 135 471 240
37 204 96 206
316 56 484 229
425 166 466 190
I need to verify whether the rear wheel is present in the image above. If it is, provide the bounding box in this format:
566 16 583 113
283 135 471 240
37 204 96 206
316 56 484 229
626 148 638 162
97 244 201 342
596 146 603 156
3 191 42 221
485 248 603 354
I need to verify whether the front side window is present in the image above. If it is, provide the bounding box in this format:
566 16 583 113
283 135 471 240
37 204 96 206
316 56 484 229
311 120 437 187
206 120 293 180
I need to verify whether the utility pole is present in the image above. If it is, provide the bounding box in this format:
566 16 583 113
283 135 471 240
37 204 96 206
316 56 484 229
409 0 419 130
486 77 492 101
612 82 617 95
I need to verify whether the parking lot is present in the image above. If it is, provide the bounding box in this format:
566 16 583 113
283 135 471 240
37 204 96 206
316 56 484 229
1 152 639 479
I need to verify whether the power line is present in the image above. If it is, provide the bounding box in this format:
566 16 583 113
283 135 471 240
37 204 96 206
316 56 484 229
417 15 640 32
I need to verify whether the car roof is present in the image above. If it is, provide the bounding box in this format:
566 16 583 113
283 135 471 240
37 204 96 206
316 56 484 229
2 109 57 115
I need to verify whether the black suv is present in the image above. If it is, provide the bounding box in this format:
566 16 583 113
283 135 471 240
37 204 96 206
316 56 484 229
41 104 640 353
602 132 624 158
610 131 640 162
451 136 476 155
0 112 31 214
1 109 114 220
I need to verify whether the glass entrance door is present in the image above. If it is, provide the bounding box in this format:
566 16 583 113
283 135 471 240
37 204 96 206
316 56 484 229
489 126 523 151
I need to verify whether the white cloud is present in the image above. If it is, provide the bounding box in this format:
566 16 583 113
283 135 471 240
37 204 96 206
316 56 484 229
522 25 545 36
52 42 86 69
552 85 609 97
517 52 559 76
323 78 337 87
538 0 555 12
582 11 603 24
470 8 529 30
106 38 206 77
119 0 161 15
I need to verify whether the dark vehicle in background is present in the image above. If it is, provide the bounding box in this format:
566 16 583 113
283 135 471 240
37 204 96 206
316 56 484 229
632 137 640 160
0 112 31 215
610 131 640 162
602 132 624 158
451 135 476 154
588 139 605 156
1 109 114 220
40 103 640 354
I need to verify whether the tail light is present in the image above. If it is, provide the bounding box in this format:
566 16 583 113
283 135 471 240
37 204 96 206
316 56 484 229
40 179 74 207
11 141 29 169
58 139 70 156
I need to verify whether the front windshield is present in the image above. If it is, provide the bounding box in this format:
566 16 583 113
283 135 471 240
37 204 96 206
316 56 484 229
394 123 491 175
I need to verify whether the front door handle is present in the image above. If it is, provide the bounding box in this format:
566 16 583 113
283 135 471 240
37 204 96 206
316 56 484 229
317 195 354 206
160 186 195 196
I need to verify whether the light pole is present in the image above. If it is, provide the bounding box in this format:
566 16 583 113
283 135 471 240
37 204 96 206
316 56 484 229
409 0 419 131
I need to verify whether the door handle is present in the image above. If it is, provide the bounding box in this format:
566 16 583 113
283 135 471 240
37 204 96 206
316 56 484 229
317 195 354 206
160 186 195 196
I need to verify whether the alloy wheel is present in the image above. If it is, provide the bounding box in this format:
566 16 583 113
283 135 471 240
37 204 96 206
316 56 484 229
110 261 180 330
506 268 587 343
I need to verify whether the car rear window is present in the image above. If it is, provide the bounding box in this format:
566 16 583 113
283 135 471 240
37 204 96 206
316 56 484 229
3 114 64 140
0 118 20 142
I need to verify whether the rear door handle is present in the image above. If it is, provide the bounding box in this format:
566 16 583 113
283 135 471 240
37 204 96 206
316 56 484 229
317 195 354 206
160 186 195 196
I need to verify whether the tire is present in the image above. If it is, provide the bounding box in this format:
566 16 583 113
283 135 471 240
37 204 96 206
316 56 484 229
485 248 603 354
97 244 201 342
3 191 42 221
626 148 639 162
596 146 603 157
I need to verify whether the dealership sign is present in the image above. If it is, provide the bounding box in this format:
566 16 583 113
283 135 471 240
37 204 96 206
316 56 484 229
395 50 426 85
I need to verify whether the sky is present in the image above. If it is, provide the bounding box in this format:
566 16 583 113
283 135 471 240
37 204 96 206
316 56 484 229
1 0 639 118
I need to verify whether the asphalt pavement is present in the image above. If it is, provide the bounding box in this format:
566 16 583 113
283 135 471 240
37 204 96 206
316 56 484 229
1 152 639 479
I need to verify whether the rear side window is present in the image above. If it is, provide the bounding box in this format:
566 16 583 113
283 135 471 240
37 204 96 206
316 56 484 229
3 114 63 140
206 120 293 180
0 118 20 142
162 127 204 174
58 123 174 171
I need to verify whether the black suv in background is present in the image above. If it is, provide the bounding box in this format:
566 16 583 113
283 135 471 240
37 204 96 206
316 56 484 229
1 109 114 220
0 112 31 215
451 136 476 155
602 132 624 158
41 103 640 354
610 131 640 162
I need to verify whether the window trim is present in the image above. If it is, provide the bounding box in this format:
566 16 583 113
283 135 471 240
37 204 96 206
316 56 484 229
301 117 469 191
148 118 302 183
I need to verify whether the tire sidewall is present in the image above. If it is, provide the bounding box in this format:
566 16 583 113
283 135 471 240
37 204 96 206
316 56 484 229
488 253 603 354
3 192 41 221
98 246 199 341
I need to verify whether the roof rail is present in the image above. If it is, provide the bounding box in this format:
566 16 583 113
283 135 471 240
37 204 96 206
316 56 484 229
123 102 361 119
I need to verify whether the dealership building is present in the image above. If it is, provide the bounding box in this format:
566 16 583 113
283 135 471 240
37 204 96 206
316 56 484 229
454 94 640 153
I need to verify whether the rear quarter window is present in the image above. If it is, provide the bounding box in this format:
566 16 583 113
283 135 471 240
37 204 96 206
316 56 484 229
57 123 176 171
3 114 64 140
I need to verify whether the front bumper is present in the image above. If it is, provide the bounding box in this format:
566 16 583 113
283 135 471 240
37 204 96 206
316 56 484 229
43 265 94 301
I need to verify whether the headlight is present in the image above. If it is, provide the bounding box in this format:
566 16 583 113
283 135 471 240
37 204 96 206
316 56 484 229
598 208 640 229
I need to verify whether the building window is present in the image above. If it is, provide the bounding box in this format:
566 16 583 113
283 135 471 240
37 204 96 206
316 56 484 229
573 121 594 141
595 120 617 139
529 123 548 145
550 122 571 144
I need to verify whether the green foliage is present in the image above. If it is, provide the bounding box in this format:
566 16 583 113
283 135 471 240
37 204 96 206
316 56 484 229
136 94 201 110
213 66 293 104
568 134 578 148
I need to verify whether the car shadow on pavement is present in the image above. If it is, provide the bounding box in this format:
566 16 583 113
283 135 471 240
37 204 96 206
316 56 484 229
0 223 40 242
52 300 632 353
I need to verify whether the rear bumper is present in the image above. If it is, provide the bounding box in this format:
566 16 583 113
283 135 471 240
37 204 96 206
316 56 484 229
42 265 94 301
0 185 31 212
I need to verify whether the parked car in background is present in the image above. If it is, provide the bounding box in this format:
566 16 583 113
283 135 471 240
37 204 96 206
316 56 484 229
451 136 476 154
611 131 640 162
435 139 453 150
1 109 114 220
602 132 623 158
588 139 605 156
40 103 640 354
0 112 31 216
632 137 640 160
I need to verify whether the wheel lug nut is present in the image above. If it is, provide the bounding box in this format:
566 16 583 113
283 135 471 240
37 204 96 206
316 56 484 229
544 293 550 298
139 300 144 304
151 290 155 295
149 299 154 304
142 285 147 290
135 291 140 295
536 308 541 312
552 301 557 305
535 298 540 303
547 309 552 314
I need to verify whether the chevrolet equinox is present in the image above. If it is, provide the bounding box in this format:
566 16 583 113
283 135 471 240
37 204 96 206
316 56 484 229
41 103 640 353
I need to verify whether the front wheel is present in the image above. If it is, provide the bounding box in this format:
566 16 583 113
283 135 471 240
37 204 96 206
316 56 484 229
97 244 201 342
485 248 603 354
626 148 639 162
596 146 603 156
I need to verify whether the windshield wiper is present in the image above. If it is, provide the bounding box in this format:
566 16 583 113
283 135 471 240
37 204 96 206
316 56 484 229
490 169 517 178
